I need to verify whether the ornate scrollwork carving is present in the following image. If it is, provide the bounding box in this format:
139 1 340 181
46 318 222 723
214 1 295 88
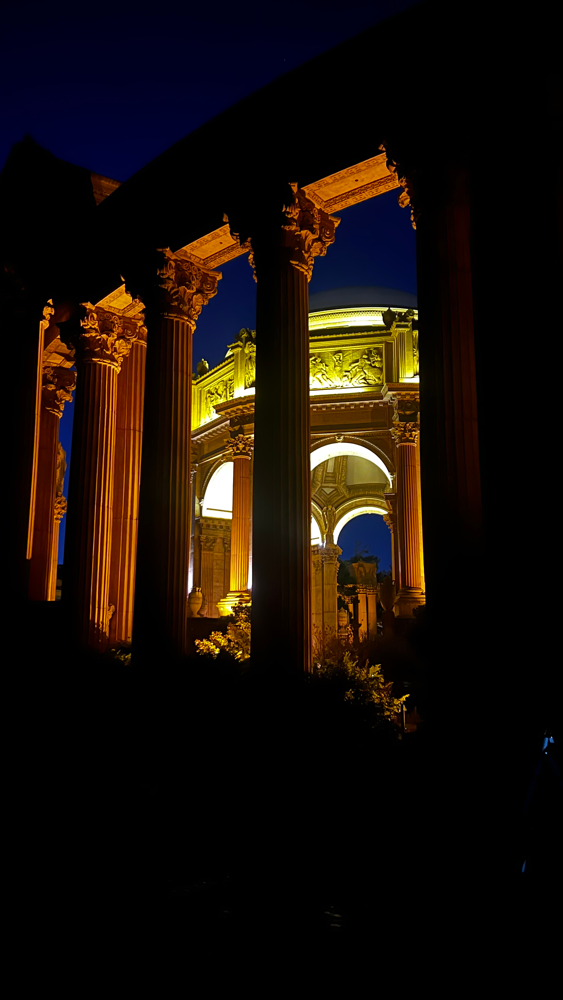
379 141 419 230
42 365 76 417
157 249 221 328
391 421 419 445
65 306 143 370
54 495 67 523
281 183 340 280
230 426 252 459
200 535 218 553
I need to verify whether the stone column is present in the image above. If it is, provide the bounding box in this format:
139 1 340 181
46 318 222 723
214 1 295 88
109 324 147 645
383 490 399 591
51 490 67 600
200 535 218 617
217 430 252 615
133 251 221 658
4 284 53 598
392 404 425 618
229 183 338 671
63 305 138 647
311 542 341 653
29 365 75 600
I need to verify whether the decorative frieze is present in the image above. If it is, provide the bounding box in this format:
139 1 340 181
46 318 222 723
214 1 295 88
310 345 383 389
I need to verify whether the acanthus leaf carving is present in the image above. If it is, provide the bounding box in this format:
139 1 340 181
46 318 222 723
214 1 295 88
157 248 221 328
42 365 77 418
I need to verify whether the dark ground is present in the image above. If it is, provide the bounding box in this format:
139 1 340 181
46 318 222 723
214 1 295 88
10 601 561 979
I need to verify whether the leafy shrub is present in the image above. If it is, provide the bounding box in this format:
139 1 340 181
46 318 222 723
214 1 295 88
195 606 251 661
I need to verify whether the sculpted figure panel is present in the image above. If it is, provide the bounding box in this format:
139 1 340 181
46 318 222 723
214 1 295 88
309 346 383 389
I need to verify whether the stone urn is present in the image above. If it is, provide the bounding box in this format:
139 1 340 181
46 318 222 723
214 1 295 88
337 607 349 629
187 587 203 617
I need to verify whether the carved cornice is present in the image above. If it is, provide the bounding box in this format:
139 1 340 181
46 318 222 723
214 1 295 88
379 141 419 230
54 495 67 523
42 365 77 418
157 248 221 328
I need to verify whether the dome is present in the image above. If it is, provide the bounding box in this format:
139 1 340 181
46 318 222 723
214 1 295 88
309 286 417 312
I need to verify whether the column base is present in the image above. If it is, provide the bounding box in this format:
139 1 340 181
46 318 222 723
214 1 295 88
217 590 252 617
394 588 425 618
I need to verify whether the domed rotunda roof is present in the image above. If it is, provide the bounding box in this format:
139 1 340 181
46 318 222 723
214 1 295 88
309 286 417 312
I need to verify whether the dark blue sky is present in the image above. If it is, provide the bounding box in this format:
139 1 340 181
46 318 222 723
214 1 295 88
2 0 418 566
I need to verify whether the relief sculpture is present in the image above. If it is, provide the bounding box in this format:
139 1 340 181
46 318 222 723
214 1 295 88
310 346 383 389
205 377 234 421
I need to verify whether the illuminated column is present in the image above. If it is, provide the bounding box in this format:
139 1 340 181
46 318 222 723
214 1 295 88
218 431 252 614
109 323 147 645
383 489 399 590
392 405 425 618
63 305 138 647
133 252 220 657
50 490 67 599
6 289 53 598
230 183 338 671
311 543 341 652
29 365 76 600
200 535 217 617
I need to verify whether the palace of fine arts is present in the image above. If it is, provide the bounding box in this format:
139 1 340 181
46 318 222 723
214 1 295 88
3 0 559 945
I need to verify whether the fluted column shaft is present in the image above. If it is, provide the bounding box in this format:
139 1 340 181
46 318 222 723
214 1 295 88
63 303 139 647
28 410 59 599
29 365 75 601
109 337 147 645
394 425 424 618
230 453 251 593
65 361 118 644
133 251 220 657
236 184 338 672
200 536 217 616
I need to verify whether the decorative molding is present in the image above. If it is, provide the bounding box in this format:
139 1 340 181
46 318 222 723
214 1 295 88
379 141 419 230
54 495 67 523
280 183 340 281
157 248 221 327
230 428 252 459
65 305 145 370
42 365 76 417
391 421 419 445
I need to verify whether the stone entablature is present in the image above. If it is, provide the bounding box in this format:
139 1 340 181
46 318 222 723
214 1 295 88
192 306 418 430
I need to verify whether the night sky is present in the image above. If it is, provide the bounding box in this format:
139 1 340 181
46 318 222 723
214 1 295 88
2 0 419 566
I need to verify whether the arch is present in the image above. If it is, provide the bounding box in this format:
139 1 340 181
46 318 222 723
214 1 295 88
310 440 392 484
333 500 388 545
201 461 233 519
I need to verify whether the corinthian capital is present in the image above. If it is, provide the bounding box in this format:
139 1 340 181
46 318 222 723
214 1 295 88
66 305 142 370
54 495 67 523
157 249 221 329
391 421 419 445
42 365 77 418
229 426 252 459
280 183 340 280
